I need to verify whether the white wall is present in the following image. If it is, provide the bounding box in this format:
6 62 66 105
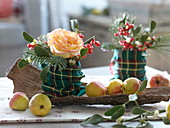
49 0 108 30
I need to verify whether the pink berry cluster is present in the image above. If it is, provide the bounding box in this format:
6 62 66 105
113 22 155 51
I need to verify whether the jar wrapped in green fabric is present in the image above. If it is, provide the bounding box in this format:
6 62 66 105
41 62 85 98
110 49 146 81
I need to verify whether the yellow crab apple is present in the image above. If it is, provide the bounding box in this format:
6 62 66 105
9 92 29 111
107 79 123 95
123 77 142 94
86 81 107 97
29 93 52 116
166 102 170 120
148 74 170 88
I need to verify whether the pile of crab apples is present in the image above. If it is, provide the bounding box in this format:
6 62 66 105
85 74 170 97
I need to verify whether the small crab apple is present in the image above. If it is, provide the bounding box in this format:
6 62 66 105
29 93 51 117
86 81 107 97
9 92 29 111
166 102 170 120
148 74 170 88
107 79 123 95
123 77 142 94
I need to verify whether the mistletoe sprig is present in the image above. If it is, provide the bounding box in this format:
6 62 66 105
81 80 170 128
101 13 170 54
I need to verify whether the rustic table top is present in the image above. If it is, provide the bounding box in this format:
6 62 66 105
0 66 170 128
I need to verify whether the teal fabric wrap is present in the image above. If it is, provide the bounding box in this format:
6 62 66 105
41 62 85 98
111 49 146 81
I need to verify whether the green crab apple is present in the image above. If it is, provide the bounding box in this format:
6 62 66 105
148 74 170 88
29 93 52 116
123 77 142 94
9 92 29 111
107 79 123 95
86 81 107 97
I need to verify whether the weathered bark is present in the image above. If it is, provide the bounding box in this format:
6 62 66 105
6 59 43 99
6 59 170 106
51 87 170 106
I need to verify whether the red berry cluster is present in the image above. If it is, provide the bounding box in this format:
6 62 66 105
113 22 156 51
78 33 100 56
78 33 84 38
119 37 135 50
137 40 154 51
84 38 100 55
114 22 134 36
27 43 37 49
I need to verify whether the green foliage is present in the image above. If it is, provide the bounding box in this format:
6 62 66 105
163 117 170 124
132 107 146 115
34 46 50 57
141 35 149 43
150 21 156 32
136 80 147 94
23 32 34 42
70 19 79 32
40 65 50 82
104 105 125 120
137 121 153 128
112 124 129 128
80 48 88 57
81 114 104 126
133 26 141 37
17 59 29 69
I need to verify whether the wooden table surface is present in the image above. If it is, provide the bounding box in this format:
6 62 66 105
0 66 170 128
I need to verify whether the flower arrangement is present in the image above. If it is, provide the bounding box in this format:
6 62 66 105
101 13 170 81
17 19 100 81
102 13 170 53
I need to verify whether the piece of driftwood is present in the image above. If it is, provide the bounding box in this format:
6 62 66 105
51 87 170 106
6 59 43 99
6 59 170 106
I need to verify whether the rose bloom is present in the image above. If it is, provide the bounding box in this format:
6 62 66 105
47 28 84 58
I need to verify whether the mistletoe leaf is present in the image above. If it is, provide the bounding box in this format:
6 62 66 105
136 80 147 94
150 21 156 32
70 19 79 32
141 35 149 43
34 46 50 57
23 32 34 42
137 121 153 128
112 124 128 128
40 65 50 82
133 26 141 37
104 105 125 120
81 114 103 126
132 107 146 115
17 59 29 69
80 48 88 57
163 117 170 124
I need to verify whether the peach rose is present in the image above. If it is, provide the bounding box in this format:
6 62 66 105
47 28 84 58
